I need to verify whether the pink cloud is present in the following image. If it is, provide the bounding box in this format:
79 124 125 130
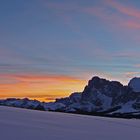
107 0 140 19
105 0 140 30
44 1 126 28
125 72 140 78
123 21 140 29
134 64 140 68
43 0 140 42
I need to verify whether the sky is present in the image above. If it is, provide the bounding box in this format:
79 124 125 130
1 0 140 101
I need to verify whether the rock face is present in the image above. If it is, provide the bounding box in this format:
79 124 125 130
1 76 140 118
82 77 124 106
128 77 140 92
55 76 140 115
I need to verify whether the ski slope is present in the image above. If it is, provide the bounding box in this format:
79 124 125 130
0 106 140 140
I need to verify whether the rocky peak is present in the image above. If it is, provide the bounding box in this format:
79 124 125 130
128 77 140 92
87 76 109 89
81 76 133 109
82 77 124 98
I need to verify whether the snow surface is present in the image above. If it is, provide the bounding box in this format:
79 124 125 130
0 106 140 140
112 101 137 113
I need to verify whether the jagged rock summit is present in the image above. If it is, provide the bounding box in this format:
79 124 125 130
1 76 140 118
50 76 140 115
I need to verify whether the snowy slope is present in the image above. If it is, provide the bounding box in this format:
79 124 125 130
0 106 140 140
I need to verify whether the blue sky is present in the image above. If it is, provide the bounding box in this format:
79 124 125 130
1 0 140 100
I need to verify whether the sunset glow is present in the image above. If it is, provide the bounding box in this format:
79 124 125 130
0 74 86 101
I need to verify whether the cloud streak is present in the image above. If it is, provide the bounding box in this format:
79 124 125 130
0 73 86 101
45 0 140 31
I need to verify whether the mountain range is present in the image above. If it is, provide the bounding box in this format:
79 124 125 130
1 76 140 118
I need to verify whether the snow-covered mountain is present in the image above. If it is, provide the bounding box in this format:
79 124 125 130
1 76 140 118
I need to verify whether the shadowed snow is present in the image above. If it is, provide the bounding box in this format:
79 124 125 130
0 106 140 140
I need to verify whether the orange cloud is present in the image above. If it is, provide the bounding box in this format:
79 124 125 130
0 74 86 102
